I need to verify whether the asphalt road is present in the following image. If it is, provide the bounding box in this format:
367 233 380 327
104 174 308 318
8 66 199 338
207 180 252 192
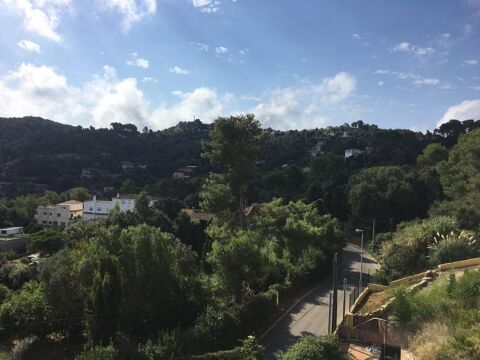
261 243 379 359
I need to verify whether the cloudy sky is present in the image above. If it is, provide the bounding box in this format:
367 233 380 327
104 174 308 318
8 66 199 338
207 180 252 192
0 0 479 131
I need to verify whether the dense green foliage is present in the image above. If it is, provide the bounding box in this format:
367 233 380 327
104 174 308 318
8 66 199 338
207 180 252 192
277 335 348 360
0 116 479 358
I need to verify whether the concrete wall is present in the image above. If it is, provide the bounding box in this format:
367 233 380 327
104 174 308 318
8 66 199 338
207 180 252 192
0 237 26 252
437 257 480 271
390 271 427 286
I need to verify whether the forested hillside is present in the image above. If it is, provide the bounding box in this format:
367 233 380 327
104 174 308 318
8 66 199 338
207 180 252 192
0 116 479 359
0 117 445 197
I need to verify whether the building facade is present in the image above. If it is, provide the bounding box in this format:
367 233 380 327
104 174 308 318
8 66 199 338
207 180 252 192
83 194 137 220
36 200 83 228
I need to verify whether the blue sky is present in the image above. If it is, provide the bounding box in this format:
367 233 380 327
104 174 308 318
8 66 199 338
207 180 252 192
0 0 479 131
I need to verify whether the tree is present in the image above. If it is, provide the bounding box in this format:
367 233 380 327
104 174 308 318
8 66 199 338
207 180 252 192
199 175 236 221
135 191 152 220
207 229 271 300
67 187 91 202
416 143 448 203
436 129 480 229
0 281 52 337
27 229 66 254
202 114 262 227
348 166 423 230
277 335 348 360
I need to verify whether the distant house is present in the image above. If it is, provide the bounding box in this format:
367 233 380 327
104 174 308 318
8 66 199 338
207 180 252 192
0 227 24 238
137 164 147 170
83 193 154 220
181 208 211 223
310 142 324 157
36 201 83 228
121 161 134 172
345 148 365 159
0 227 26 253
172 166 197 179
81 168 94 180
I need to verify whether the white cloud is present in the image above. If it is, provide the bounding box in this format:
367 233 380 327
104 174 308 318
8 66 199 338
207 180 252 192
150 87 223 128
191 0 221 13
238 48 249 56
0 62 226 130
252 72 357 129
352 33 361 39
0 63 85 122
414 78 440 86
3 0 73 42
190 42 209 52
464 59 478 65
471 86 480 91
169 66 190 75
99 0 156 30
0 65 359 131
438 99 480 126
393 41 435 57
215 46 228 55
17 39 41 53
377 80 384 86
126 52 149 68
142 76 157 83
85 70 149 128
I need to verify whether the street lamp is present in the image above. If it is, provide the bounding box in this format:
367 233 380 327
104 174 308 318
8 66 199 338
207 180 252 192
356 228 364 290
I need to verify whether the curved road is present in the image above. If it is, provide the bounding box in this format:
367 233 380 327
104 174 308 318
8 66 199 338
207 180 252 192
261 243 379 359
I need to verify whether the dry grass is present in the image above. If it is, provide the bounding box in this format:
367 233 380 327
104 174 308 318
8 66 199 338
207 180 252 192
357 291 392 315
405 321 450 360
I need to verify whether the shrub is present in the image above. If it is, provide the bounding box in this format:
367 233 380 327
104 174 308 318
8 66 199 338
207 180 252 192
428 231 478 266
277 335 347 360
26 229 66 254
75 345 117 360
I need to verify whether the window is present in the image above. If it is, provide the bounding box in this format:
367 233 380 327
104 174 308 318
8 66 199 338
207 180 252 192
97 207 101 211
1 230 6 234
57 213 61 217
42 221 47 224
89 207 93 211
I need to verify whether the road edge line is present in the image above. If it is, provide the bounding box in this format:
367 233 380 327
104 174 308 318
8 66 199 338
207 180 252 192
259 278 331 341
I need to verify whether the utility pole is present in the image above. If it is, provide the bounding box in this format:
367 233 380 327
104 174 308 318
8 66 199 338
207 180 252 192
342 278 347 319
356 229 364 290
327 291 332 334
331 252 338 333
372 218 376 246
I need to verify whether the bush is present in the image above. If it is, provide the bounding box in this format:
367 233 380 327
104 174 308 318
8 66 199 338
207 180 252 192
26 229 66 254
75 345 117 360
277 335 347 360
429 232 478 266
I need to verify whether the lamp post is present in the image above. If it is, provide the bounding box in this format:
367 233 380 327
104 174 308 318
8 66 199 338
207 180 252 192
356 228 364 290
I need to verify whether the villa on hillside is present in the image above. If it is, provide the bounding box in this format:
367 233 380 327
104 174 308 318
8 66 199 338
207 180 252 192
36 200 83 228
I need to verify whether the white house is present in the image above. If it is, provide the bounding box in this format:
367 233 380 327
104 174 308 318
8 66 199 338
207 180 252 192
345 148 365 159
36 201 83 228
83 194 137 220
0 227 24 238
0 228 27 253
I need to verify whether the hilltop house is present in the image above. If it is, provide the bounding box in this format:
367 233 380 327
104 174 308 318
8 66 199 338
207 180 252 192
36 200 83 228
83 193 156 220
345 148 365 159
